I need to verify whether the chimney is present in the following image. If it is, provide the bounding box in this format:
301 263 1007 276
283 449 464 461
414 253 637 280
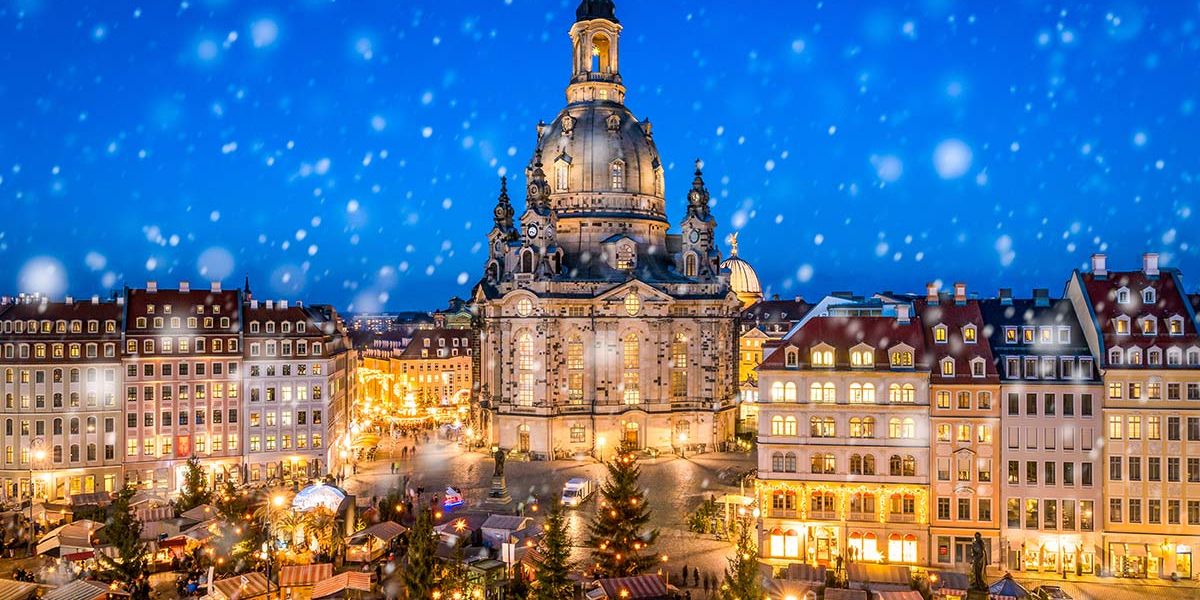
211 282 222 293
1091 254 1107 278
0 296 8 305
147 281 158 293
265 300 274 309
280 300 289 309
1033 288 1051 307
1143 252 1160 277
179 281 190 293
999 288 1013 306
953 282 967 305
925 282 939 302
296 301 303 307
91 295 100 304
65 296 74 305
116 296 125 306
250 300 259 309
896 304 911 324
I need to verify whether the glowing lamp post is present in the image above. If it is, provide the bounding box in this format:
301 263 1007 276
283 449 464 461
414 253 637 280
677 431 689 459
27 445 47 556
596 436 607 463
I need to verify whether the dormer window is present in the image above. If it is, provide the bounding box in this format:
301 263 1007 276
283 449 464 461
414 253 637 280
1004 327 1017 344
1114 316 1130 335
1022 327 1035 343
1143 288 1156 304
1109 348 1123 365
1140 317 1157 336
1147 348 1162 366
1117 287 1130 304
811 349 834 368
1167 348 1182 366
962 325 977 343
1057 327 1071 344
1128 348 1143 365
940 357 955 377
609 159 625 190
1039 327 1053 344
970 357 986 377
890 350 914 368
933 324 948 344
1168 316 1185 336
785 348 798 368
850 349 874 367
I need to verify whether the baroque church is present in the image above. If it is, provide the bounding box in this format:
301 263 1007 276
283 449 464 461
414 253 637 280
471 0 742 457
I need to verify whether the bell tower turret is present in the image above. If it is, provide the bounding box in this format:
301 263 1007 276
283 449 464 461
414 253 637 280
567 0 625 104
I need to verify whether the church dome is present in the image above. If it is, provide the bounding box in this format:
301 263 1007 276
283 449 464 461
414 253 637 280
721 234 762 307
533 102 665 222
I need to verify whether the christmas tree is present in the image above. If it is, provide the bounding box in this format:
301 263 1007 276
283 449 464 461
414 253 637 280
718 518 762 600
175 456 212 513
529 502 575 600
96 486 151 600
587 452 659 577
403 505 439 599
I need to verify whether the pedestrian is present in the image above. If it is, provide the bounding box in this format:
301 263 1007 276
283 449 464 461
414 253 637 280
680 564 689 586
692 567 699 587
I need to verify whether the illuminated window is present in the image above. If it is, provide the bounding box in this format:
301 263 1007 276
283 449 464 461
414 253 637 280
963 325 977 343
516 332 535 407
567 336 584 404
851 350 874 367
670 333 687 399
622 333 639 405
849 383 875 403
889 383 916 403
934 325 948 343
609 159 625 190
811 349 834 367
555 161 568 191
624 292 641 316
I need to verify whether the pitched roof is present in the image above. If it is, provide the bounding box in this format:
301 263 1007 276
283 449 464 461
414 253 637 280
1077 268 1200 360
481 514 530 531
42 581 111 600
759 315 928 371
396 328 475 360
350 521 407 543
596 575 668 599
914 298 1000 384
212 573 269 600
978 297 1100 381
310 573 372 599
0 579 42 600
279 564 334 587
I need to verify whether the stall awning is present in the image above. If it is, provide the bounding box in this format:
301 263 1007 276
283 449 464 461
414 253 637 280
279 564 335 587
310 573 372 599
874 591 922 600
61 551 95 562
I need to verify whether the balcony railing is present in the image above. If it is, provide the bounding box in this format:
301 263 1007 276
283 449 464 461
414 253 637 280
889 513 917 524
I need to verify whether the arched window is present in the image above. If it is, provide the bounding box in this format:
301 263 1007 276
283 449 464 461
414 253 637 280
772 452 784 472
783 382 797 402
555 162 569 191
889 454 903 476
811 349 834 367
771 382 785 402
863 454 876 475
888 383 916 403
609 159 625 190
520 249 535 273
850 454 863 474
566 335 584 404
670 333 687 399
784 452 797 472
810 416 835 437
683 253 697 278
784 416 797 436
591 33 611 73
622 333 640 404
516 332 535 407
888 418 902 439
903 455 916 477
770 415 784 436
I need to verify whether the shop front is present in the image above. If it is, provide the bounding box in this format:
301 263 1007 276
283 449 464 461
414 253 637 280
1107 539 1197 579
1004 535 1096 575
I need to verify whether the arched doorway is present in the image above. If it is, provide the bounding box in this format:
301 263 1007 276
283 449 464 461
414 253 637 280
622 422 639 451
517 424 531 453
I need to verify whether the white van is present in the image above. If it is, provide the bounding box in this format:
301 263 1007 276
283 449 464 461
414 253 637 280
560 477 594 507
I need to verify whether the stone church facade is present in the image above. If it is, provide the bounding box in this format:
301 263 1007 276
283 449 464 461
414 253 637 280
471 0 740 458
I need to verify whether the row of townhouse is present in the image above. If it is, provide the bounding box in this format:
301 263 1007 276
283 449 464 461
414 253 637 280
755 253 1200 580
0 281 356 505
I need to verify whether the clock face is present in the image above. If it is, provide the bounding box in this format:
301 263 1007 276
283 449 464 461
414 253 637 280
528 184 541 196
689 230 700 243
527 224 539 238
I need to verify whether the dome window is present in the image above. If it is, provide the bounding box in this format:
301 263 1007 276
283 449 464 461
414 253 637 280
555 161 569 192
609 159 625 191
683 253 698 278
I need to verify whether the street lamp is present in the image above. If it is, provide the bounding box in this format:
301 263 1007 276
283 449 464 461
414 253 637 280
677 431 688 459
28 444 47 556
596 436 606 463
265 493 286 599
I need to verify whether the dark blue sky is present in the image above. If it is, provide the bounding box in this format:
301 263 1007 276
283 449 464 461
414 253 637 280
1 0 1197 311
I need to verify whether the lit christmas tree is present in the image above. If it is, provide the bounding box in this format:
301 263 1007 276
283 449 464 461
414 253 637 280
587 452 659 577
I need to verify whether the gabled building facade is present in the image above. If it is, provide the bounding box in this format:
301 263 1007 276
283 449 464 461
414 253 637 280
982 288 1103 576
757 310 931 566
1067 253 1200 579
915 283 1002 571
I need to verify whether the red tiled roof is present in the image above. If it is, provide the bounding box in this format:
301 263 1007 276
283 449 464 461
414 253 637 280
212 573 269 600
124 288 242 326
1078 269 1200 361
759 316 928 371
914 299 1000 384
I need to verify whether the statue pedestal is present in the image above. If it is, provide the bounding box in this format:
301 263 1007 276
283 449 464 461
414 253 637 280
485 476 512 506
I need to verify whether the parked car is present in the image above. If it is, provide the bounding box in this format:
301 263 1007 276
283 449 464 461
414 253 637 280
1033 585 1073 600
